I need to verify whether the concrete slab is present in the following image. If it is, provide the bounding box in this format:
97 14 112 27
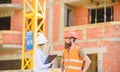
0 4 23 18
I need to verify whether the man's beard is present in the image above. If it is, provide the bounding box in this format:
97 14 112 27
65 42 72 49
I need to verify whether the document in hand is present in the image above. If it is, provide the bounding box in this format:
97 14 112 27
44 54 57 64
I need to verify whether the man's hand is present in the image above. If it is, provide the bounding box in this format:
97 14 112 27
82 56 91 72
82 70 86 72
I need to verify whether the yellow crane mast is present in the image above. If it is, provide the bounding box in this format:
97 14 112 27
21 0 46 70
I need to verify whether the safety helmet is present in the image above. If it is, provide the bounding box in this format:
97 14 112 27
64 31 78 39
36 32 47 44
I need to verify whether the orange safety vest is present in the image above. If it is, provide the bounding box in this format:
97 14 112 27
63 46 83 72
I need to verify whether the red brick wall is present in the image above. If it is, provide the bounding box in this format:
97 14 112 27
87 28 103 39
11 0 23 31
54 44 64 50
102 24 120 72
45 5 49 38
53 0 60 42
2 32 22 45
114 2 120 21
104 24 120 38
12 0 23 5
39 0 44 4
102 41 120 72
73 5 89 25
54 0 60 2
45 0 49 38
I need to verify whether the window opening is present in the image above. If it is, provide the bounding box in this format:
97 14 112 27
64 4 73 27
90 6 113 24
0 0 11 4
0 59 21 70
87 54 97 72
0 17 11 30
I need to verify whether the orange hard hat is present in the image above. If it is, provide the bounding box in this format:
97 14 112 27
64 31 78 39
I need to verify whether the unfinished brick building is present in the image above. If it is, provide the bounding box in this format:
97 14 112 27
0 0 120 72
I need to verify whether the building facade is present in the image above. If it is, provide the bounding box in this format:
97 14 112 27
0 0 120 72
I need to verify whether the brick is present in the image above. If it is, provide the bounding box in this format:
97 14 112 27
78 41 98 48
11 10 23 31
12 0 23 5
114 2 120 21
46 0 49 2
0 32 3 44
11 0 23 31
101 41 110 47
75 30 83 40
54 0 60 2
101 41 120 53
104 26 112 38
73 5 88 25
54 44 64 51
45 8 49 38
53 4 60 42
2 33 22 45
104 24 120 38
103 53 120 72
39 0 44 4
87 28 103 39
108 41 120 53
77 42 86 48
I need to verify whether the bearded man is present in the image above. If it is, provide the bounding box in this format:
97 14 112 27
61 31 91 72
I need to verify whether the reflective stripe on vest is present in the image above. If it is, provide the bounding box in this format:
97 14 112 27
64 59 83 63
64 46 83 72
65 66 82 70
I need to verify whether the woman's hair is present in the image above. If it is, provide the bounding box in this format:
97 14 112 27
38 44 45 46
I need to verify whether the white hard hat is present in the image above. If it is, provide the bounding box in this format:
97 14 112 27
36 32 47 44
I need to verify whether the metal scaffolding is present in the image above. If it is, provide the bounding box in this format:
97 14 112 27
21 0 46 70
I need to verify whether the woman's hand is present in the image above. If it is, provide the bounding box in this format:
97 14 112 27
51 59 55 64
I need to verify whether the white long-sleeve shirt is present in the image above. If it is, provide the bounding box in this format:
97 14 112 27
34 48 51 72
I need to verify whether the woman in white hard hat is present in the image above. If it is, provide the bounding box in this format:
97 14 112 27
34 32 54 72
